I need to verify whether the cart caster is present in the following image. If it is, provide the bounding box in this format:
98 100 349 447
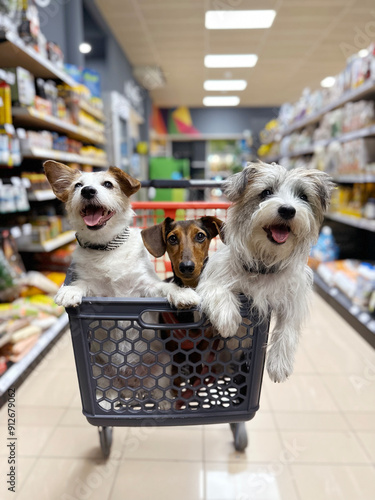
98 426 113 458
230 422 248 452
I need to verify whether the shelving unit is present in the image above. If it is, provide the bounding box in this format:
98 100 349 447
0 26 106 394
16 230 76 252
325 213 375 232
0 314 69 402
12 107 106 145
79 99 105 122
0 30 76 86
281 77 375 137
314 273 375 348
22 146 108 168
263 123 375 163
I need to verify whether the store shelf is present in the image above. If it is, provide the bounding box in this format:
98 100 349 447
314 272 375 348
17 230 76 252
263 125 375 164
79 100 106 122
150 132 246 142
12 107 106 145
325 212 375 232
333 174 375 183
27 189 55 201
281 78 375 136
0 31 76 86
0 313 69 399
22 147 108 168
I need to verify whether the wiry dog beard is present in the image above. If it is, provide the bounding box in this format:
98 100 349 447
223 163 329 272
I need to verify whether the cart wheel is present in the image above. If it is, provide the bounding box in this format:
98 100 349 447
98 426 113 458
230 422 248 452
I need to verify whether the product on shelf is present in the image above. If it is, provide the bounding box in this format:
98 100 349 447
330 182 375 218
309 226 339 270
0 178 29 213
317 259 375 314
7 66 35 107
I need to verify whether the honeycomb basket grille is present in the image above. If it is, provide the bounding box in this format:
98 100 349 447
67 297 269 427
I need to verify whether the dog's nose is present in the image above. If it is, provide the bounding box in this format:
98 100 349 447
81 186 97 199
179 261 195 275
278 205 296 220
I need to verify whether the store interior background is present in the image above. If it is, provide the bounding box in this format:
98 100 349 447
0 1 375 499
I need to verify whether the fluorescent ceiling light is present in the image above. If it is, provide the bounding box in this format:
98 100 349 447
205 10 276 29
320 76 336 88
79 42 92 54
358 48 369 58
204 54 258 68
203 96 240 106
204 80 247 91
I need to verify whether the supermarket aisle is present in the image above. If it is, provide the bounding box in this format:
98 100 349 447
0 292 374 500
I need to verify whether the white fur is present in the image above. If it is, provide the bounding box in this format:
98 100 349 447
47 165 199 410
197 162 334 383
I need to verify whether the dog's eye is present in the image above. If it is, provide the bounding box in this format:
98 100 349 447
168 234 178 245
260 189 273 199
75 182 83 189
299 193 308 202
196 232 206 242
103 181 113 189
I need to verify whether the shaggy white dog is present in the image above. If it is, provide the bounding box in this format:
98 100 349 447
197 162 335 383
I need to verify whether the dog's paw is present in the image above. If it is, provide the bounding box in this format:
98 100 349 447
266 344 293 383
55 286 83 308
211 306 242 338
168 287 200 309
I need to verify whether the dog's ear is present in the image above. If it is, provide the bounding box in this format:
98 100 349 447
200 216 225 242
43 160 79 202
108 166 141 197
301 169 336 211
141 217 174 257
223 163 258 202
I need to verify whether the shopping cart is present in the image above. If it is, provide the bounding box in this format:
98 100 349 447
66 192 270 458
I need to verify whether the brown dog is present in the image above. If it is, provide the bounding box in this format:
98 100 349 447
141 216 224 288
141 216 224 407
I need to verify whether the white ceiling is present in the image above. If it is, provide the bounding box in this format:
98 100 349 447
94 0 374 107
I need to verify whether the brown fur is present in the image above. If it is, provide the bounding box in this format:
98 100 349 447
141 216 224 288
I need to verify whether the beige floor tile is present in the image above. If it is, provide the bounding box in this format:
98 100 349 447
279 430 370 464
0 406 64 427
122 427 203 461
291 464 375 500
345 412 375 431
59 407 91 426
205 412 275 432
41 425 127 459
17 368 79 408
356 432 375 461
0 424 55 457
323 374 375 412
15 456 121 500
205 462 299 500
293 346 316 374
274 412 349 431
263 374 339 412
111 460 204 500
204 428 283 463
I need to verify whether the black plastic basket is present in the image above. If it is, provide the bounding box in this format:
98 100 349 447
67 295 269 428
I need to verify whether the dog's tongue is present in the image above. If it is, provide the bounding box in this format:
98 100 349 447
83 207 104 226
270 225 290 244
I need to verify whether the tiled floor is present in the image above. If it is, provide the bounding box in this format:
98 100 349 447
1 292 375 499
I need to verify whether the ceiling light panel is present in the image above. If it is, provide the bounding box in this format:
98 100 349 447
205 10 276 30
204 54 258 68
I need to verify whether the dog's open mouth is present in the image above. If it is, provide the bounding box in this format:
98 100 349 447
263 225 291 245
80 205 115 229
